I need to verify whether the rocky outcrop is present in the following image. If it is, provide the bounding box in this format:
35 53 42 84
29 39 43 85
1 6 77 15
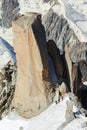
11 10 87 117
43 9 87 94
1 0 19 28
43 9 87 63
0 37 17 118
0 61 17 119
12 13 55 118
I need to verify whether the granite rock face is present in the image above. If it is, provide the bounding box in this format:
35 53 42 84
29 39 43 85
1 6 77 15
1 0 19 28
43 9 87 63
43 9 87 94
12 13 55 118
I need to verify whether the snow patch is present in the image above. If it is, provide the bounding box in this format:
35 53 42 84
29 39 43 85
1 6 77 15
83 81 87 85
0 37 16 68
0 96 86 130
0 28 13 46
19 0 51 15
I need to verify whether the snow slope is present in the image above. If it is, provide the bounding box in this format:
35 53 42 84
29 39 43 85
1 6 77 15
0 28 13 46
19 0 50 15
0 25 15 68
0 96 86 130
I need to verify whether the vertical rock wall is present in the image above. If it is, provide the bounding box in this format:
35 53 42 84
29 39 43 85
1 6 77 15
12 14 53 118
43 9 87 94
43 9 87 63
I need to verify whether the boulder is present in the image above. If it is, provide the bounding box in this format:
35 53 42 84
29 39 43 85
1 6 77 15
12 13 54 118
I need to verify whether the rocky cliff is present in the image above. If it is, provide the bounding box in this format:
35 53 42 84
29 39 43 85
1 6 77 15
11 10 87 118
12 13 55 118
0 38 17 119
1 0 19 28
43 9 87 63
0 61 17 119
43 9 87 94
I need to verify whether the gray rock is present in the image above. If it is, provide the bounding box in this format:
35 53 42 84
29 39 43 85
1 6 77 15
1 0 19 28
0 61 17 119
78 60 87 82
43 0 50 2
43 9 87 63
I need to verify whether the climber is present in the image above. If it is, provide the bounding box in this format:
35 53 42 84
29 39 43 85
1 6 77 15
55 88 63 105
54 82 66 105
72 102 82 118
55 89 62 105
